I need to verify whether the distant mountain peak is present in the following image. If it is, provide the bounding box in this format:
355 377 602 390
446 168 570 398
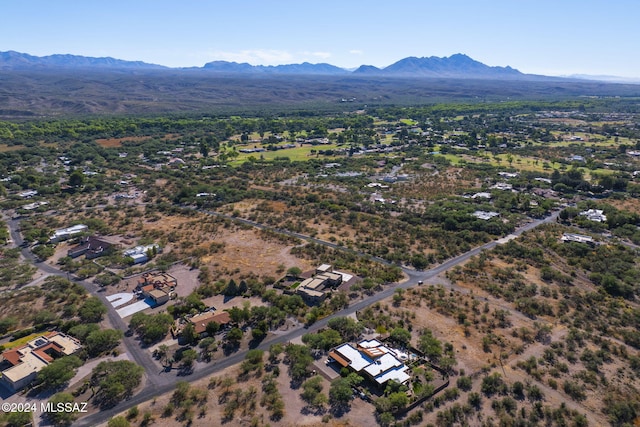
0 51 166 70
0 50 525 79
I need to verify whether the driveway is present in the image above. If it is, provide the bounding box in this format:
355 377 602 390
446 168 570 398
107 292 134 308
116 299 154 318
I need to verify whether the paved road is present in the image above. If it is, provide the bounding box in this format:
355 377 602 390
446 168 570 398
74 210 560 426
5 217 169 390
6 209 559 426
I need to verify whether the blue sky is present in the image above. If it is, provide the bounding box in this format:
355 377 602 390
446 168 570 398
2 0 639 78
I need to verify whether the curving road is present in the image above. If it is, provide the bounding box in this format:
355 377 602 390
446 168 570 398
6 209 559 426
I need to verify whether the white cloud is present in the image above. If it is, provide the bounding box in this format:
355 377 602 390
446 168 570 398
208 49 294 65
201 49 333 66
349 49 363 55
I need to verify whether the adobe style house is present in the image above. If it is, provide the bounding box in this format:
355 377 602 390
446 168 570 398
296 264 344 304
136 272 177 306
0 332 82 392
67 236 113 259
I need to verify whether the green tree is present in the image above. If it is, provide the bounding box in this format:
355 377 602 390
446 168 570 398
329 377 353 408
388 391 409 412
90 360 144 408
181 322 198 345
47 392 78 426
107 416 131 427
287 266 302 277
327 316 363 341
205 320 221 336
285 344 314 382
240 349 264 376
389 327 412 346
301 376 324 405
225 327 243 346
78 297 107 323
68 169 85 188
85 329 123 357
37 356 83 389
129 312 173 344
179 349 198 372
418 329 442 362
3 411 32 427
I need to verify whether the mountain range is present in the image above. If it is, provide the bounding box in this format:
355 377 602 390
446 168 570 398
1 50 639 117
1 50 528 79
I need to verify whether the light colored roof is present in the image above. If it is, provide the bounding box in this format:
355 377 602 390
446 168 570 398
0 332 81 385
2 353 47 383
297 288 325 298
317 264 333 272
334 344 371 372
305 278 327 290
47 333 81 356
472 192 492 199
318 272 342 282
358 339 383 349
561 233 594 243
473 211 500 220
374 365 411 385
149 289 168 299
363 353 403 378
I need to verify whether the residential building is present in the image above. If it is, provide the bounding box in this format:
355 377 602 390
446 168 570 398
471 192 492 200
148 289 170 306
49 224 88 243
0 332 81 392
328 339 412 387
124 243 161 264
580 209 607 223
490 182 513 191
561 233 595 245
136 271 177 306
473 211 500 220
188 311 232 337
18 190 38 198
67 236 113 259
297 265 344 304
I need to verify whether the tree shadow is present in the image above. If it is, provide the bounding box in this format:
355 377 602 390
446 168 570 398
329 403 351 418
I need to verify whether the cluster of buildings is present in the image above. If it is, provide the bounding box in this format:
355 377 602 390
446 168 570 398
47 223 162 266
0 332 82 392
328 339 414 387
296 264 344 303
135 272 177 306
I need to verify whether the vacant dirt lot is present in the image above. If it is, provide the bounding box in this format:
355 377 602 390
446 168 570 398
98 356 377 427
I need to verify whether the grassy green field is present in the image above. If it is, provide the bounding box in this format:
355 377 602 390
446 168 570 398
399 119 418 125
434 150 615 179
544 132 632 147
230 143 342 165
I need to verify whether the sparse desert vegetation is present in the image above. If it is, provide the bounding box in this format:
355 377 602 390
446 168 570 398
1 100 640 427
